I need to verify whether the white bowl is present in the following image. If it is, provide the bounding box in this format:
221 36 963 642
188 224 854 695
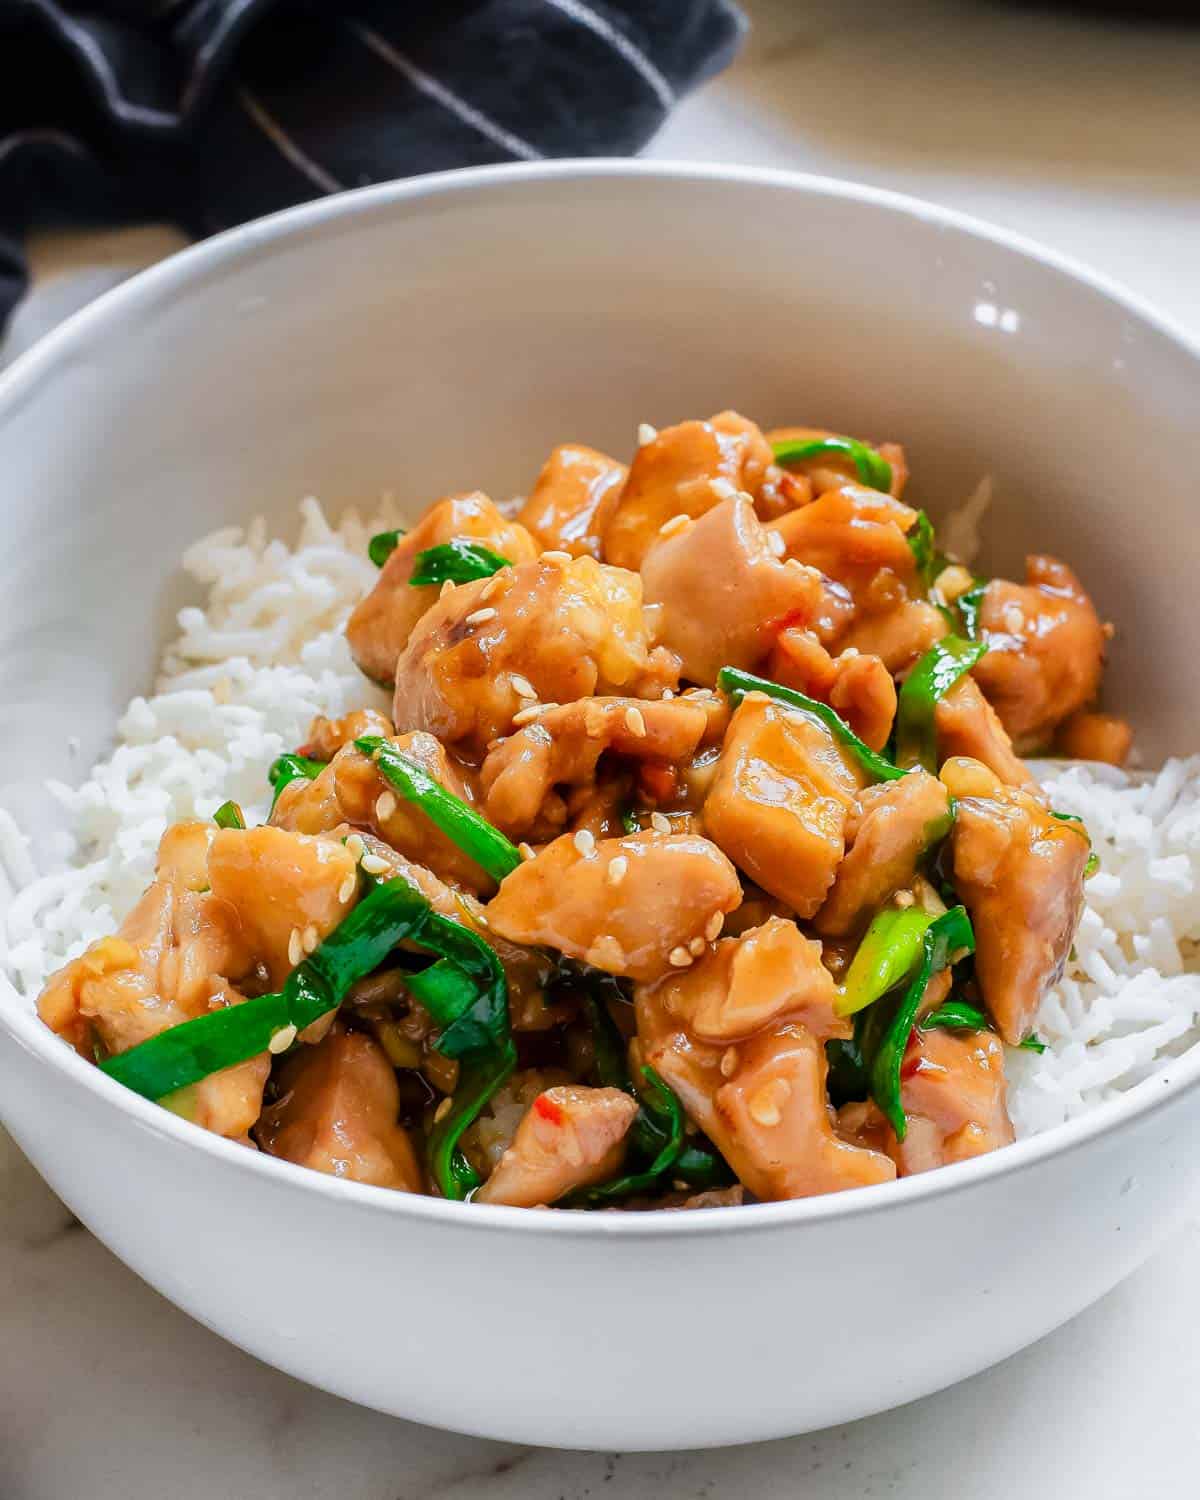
2 162 1199 1451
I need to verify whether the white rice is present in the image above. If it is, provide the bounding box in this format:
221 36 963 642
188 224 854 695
2 498 1199 1140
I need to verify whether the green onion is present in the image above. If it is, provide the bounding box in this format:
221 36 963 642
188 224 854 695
427 1042 518 1201
956 583 988 640
718 667 907 784
408 540 511 587
920 999 988 1034
368 529 405 567
620 806 640 836
836 905 936 1017
267 753 328 813
853 905 976 1139
356 736 522 883
907 510 938 593
771 436 892 493
212 800 245 830
1051 810 1099 878
100 877 440 1102
1018 1033 1048 1054
894 635 989 772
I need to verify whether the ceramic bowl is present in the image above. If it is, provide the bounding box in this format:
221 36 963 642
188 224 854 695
1 163 1198 1450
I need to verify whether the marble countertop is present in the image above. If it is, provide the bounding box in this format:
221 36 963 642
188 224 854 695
4 1 1200 1494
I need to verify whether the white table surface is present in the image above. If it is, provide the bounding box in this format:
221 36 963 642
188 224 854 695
3 2 1199 1494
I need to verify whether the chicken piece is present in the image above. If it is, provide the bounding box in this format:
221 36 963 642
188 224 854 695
769 485 919 596
640 916 840 1045
816 771 952 937
710 1024 896 1200
767 629 897 751
934 676 1035 788
702 697 865 919
604 411 774 570
972 556 1107 751
208 825 358 989
516 444 628 560
475 1085 639 1206
274 733 493 894
156 819 218 891
37 872 266 1139
941 756 1089 1044
639 495 826 686
1055 710 1133 767
765 426 909 499
393 554 679 759
480 695 709 838
888 1028 1015 1174
835 599 948 675
486 829 742 983
346 492 539 686
257 1027 423 1190
298 708 394 760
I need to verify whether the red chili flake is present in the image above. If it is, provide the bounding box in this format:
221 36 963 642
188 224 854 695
900 1032 925 1081
765 605 811 637
533 1094 565 1126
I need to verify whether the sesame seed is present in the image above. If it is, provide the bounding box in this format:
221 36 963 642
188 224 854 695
511 704 544 727
668 946 693 967
590 934 627 969
465 607 498 627
688 936 706 956
893 889 915 909
704 912 724 941
439 580 456 598
607 855 628 887
624 706 647 738
345 833 365 861
658 512 691 539
479 578 498 602
720 1046 740 1079
338 873 357 904
573 828 596 858
519 841 536 862
1003 603 1025 633
360 853 391 876
662 688 675 700
672 1180 689 1192
710 477 738 501
785 557 808 572
584 702 607 738
748 1080 791 1128
637 422 658 446
840 646 860 659
434 1097 453 1124
541 550 572 565
302 923 320 954
650 812 671 834
510 674 537 700
375 791 397 821
766 530 786 557
287 928 303 967
268 1023 297 1055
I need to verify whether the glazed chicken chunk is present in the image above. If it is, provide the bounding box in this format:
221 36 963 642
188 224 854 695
475 1085 639 1207
346 492 538 686
516 443 628 560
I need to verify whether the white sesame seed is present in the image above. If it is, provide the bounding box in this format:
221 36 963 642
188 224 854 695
511 704 544 726
709 477 738 501
519 842 536 862
668 946 693 967
624 706 647 738
510 674 537 700
658 512 691 539
637 422 658 447
345 833 365 861
302 923 320 954
268 1023 297 1055
584 702 607 738
749 1094 781 1128
650 812 671 834
439 580 456 598
840 646 860 659
541 550 572 565
704 912 724 941
287 928 303 967
785 556 808 572
720 1046 740 1079
338 873 357 904
375 792 397 821
893 889 915 909
573 828 596 858
662 688 674 700
479 578 498 602
360 853 391 876
1003 603 1026 633
766 530 786 557
465 607 498 627
688 936 707 956
607 855 628 887
434 1097 453 1124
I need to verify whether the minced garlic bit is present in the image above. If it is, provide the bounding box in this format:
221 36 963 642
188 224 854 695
573 828 597 858
268 1024 297 1055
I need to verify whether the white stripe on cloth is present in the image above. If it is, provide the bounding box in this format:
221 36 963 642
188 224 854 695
344 19 543 162
236 89 344 194
541 0 675 111
181 0 267 112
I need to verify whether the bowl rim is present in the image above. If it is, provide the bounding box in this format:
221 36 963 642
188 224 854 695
3 155 1200 1239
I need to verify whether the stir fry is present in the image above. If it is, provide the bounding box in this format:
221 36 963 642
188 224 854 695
37 412 1123 1208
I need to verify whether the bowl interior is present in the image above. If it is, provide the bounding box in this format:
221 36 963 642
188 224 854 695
1 161 1197 913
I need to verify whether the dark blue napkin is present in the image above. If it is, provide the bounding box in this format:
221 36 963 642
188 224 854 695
0 0 745 332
